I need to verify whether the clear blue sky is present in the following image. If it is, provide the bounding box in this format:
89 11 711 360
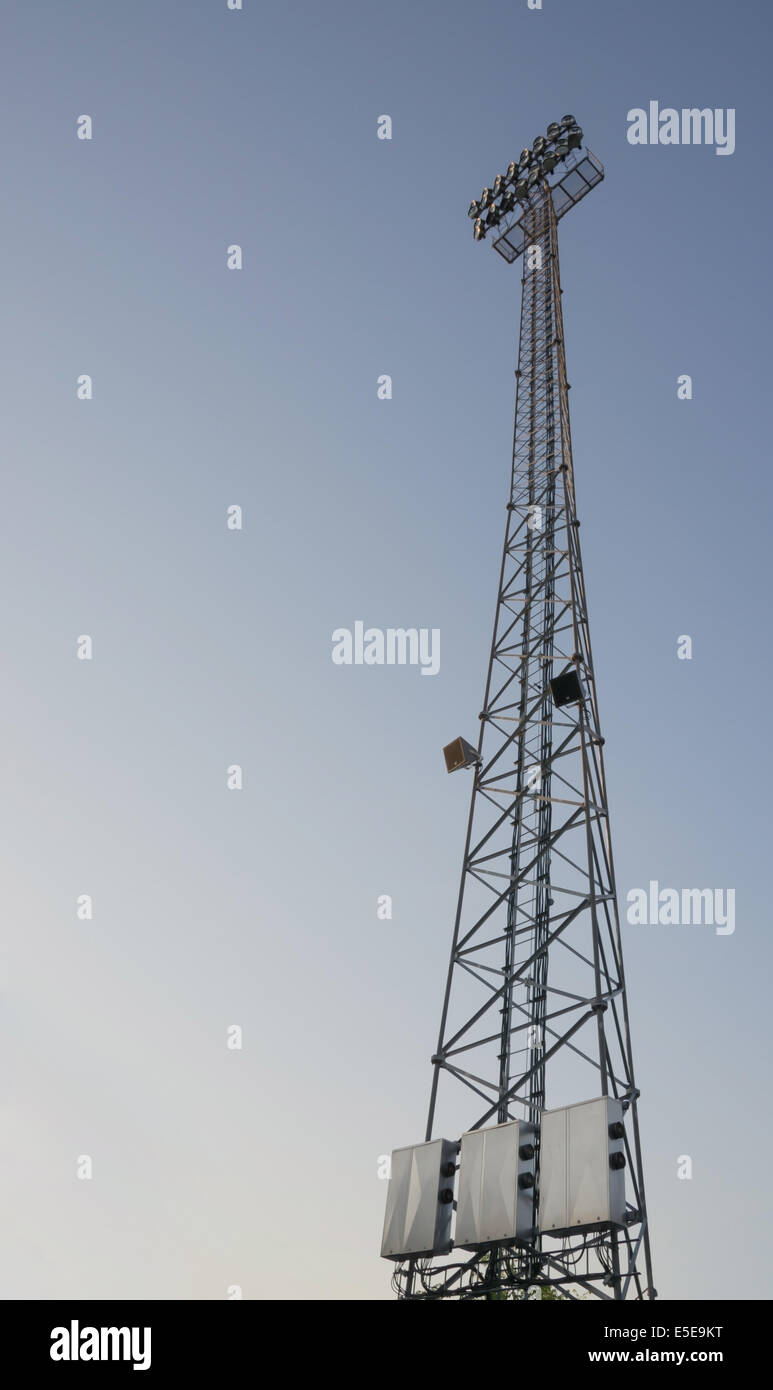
0 0 770 1299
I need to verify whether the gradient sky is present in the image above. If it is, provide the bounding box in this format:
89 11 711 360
1 0 771 1300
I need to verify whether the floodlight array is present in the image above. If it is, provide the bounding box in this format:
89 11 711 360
468 115 584 241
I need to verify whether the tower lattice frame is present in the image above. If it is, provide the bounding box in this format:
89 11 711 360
396 165 655 1303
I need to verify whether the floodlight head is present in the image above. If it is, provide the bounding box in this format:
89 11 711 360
467 118 605 264
550 669 584 707
443 736 479 773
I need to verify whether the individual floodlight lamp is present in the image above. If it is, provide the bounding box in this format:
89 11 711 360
541 151 558 174
527 163 541 186
550 669 584 707
514 177 529 200
506 160 518 183
518 148 531 169
532 135 547 156
555 138 570 160
567 125 583 150
468 199 481 220
546 121 561 141
443 737 480 773
560 114 576 129
473 218 486 241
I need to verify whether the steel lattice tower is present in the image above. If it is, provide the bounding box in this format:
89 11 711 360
394 125 655 1302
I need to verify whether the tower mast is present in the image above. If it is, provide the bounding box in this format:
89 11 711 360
385 120 654 1302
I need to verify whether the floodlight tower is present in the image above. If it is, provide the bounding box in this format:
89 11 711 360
382 119 655 1302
